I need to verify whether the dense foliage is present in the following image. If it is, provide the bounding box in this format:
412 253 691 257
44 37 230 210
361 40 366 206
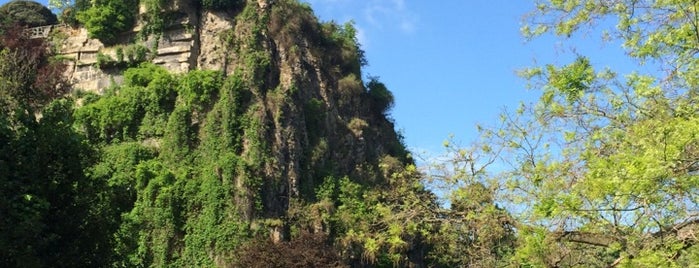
0 1 57 28
200 0 244 11
76 0 138 45
0 24 114 267
235 232 344 267
458 0 699 266
0 1 514 267
0 24 68 120
4 0 698 267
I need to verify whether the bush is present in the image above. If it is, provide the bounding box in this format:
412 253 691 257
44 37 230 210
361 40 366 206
338 74 363 95
322 21 367 75
76 0 138 45
95 51 117 68
236 232 346 267
96 44 151 69
337 74 363 110
123 63 171 87
200 0 243 10
177 70 223 111
124 43 149 63
56 0 90 26
366 77 394 115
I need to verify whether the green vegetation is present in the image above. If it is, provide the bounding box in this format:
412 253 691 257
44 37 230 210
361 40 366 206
3 0 698 267
0 23 68 114
200 0 244 10
0 21 114 267
0 1 57 28
53 0 89 26
366 77 394 115
95 45 155 74
140 0 168 37
459 0 699 266
0 1 509 266
74 63 253 266
76 0 138 45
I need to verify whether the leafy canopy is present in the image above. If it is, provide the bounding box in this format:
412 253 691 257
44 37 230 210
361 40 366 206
465 0 699 266
0 0 57 28
76 0 138 45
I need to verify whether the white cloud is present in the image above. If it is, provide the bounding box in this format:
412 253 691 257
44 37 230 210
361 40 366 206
302 0 418 49
363 0 418 34
355 25 369 47
391 0 406 10
304 0 418 34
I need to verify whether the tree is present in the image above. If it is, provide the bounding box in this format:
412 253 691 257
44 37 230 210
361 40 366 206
0 1 57 28
48 0 71 11
366 77 395 115
306 159 439 267
236 232 345 268
425 140 516 267
0 25 115 267
470 0 699 266
0 24 69 119
49 0 89 25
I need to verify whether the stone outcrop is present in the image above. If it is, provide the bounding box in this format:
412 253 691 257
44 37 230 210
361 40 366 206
55 0 408 250
56 4 201 91
55 1 287 92
58 27 115 92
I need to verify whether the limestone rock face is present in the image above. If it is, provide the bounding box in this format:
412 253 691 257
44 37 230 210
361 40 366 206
57 28 110 92
196 11 235 71
56 3 262 91
56 0 407 252
57 15 198 90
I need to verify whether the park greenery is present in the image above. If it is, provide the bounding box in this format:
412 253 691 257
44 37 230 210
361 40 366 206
1 0 698 267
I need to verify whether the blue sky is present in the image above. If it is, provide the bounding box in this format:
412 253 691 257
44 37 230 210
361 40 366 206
302 0 647 157
3 0 645 159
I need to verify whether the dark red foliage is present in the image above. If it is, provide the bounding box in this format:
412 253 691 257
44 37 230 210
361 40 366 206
236 232 346 268
0 24 69 112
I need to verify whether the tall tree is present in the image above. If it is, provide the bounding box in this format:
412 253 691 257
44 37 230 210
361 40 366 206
0 24 114 267
0 26 67 115
469 0 699 266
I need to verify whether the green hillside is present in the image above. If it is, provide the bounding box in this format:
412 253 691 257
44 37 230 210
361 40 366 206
1 0 699 267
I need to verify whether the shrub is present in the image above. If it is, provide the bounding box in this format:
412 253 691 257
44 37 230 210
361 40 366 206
74 85 147 142
338 74 363 95
140 0 167 36
123 63 171 87
124 43 149 63
177 70 223 111
366 77 394 114
236 232 346 267
200 0 243 11
347 117 368 137
95 51 117 68
337 74 363 109
97 44 151 69
76 0 138 45
321 21 367 75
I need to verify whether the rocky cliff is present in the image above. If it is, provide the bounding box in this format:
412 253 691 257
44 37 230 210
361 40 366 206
57 0 413 265
58 0 198 91
58 0 407 184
